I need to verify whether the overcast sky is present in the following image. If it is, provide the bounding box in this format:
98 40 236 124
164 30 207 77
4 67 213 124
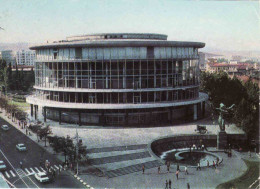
0 0 259 51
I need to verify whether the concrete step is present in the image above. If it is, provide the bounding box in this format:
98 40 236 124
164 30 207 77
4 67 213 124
89 151 151 165
105 160 163 178
87 144 147 154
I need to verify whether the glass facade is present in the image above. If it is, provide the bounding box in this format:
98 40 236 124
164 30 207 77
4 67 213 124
27 33 207 126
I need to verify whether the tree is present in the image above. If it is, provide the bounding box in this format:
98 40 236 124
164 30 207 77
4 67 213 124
200 71 259 140
38 125 52 147
7 63 13 91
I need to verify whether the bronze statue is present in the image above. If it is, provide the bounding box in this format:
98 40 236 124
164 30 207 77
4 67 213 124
216 103 235 131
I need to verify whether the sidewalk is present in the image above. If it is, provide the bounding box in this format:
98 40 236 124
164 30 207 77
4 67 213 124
0 109 94 189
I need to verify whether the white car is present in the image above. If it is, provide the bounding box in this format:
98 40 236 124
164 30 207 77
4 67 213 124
0 161 7 171
34 172 50 183
16 144 27 151
1 125 9 131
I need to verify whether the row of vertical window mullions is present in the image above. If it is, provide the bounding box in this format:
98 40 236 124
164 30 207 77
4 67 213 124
36 88 199 104
35 60 199 89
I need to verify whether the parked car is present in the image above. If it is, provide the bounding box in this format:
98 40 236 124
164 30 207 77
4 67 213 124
34 172 50 183
1 125 9 131
0 161 7 171
16 144 27 151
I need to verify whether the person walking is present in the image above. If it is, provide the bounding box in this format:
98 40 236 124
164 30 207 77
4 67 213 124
158 166 161 174
216 157 219 166
165 180 168 189
142 164 145 174
187 183 190 189
169 179 172 189
207 160 209 168
167 162 170 173
197 162 201 171
176 170 179 180
177 164 180 171
185 166 188 175
213 161 216 169
20 161 23 169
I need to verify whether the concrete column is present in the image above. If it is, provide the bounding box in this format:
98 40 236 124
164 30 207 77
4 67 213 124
59 110 61 125
202 101 205 117
193 104 197 120
169 108 173 124
43 107 46 122
125 110 128 126
30 104 33 117
34 105 37 120
78 111 81 126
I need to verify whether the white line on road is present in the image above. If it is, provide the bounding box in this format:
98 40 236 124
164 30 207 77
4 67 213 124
59 164 62 168
54 165 59 169
30 168 35 173
35 167 40 173
10 170 16 177
4 171 10 178
40 167 46 172
25 168 30 174
0 138 39 188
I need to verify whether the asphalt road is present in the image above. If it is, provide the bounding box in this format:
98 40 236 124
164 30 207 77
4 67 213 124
0 117 85 188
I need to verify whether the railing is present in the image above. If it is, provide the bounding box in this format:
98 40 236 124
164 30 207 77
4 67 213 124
35 55 200 62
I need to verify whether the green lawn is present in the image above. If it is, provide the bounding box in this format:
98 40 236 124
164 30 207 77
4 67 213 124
217 159 260 189
8 101 30 111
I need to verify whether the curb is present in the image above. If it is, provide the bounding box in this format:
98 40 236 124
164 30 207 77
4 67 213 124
73 174 94 189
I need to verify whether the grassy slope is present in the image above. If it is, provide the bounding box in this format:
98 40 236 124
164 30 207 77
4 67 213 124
8 101 30 111
216 159 260 189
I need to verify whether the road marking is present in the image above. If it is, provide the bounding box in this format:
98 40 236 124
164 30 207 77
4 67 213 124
4 171 10 178
59 164 63 168
30 168 35 174
0 145 38 188
34 167 40 173
25 168 30 174
10 170 16 177
54 165 59 169
50 166 54 170
40 167 46 172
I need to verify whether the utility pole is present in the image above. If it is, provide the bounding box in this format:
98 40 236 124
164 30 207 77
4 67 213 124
75 129 79 175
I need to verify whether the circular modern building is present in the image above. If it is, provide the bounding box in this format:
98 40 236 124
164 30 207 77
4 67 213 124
26 33 208 126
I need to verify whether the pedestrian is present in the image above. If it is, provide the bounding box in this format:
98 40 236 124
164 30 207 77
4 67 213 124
142 164 145 174
185 166 188 175
169 179 172 189
167 162 170 173
207 160 209 168
187 183 190 189
197 162 201 171
201 144 205 150
158 166 161 174
20 161 23 169
165 180 168 189
176 170 179 180
255 147 257 155
177 163 180 171
213 161 216 169
216 157 219 166
248 150 251 157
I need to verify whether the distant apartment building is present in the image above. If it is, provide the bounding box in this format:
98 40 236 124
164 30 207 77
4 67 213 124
16 50 35 66
206 62 255 75
1 50 16 66
199 52 206 70
232 55 243 61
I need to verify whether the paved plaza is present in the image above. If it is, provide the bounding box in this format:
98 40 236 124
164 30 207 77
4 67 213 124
1 110 258 189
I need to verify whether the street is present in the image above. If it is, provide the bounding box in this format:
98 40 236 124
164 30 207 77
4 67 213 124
0 117 85 188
